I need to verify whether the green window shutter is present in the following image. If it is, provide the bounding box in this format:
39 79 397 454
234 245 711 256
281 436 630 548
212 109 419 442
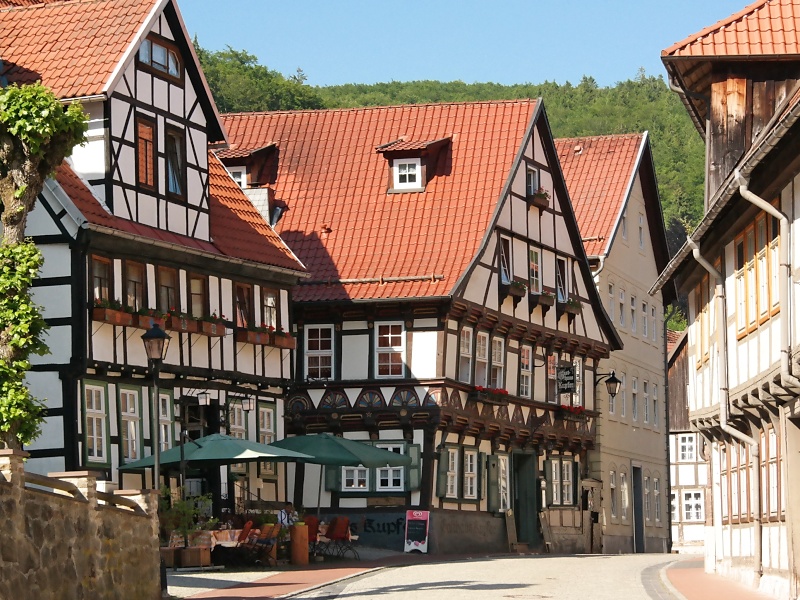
436 448 448 497
572 460 580 506
478 452 486 500
406 444 421 490
486 455 500 513
325 465 341 491
544 459 553 506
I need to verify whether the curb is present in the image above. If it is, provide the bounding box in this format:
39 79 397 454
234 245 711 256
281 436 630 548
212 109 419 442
277 566 386 598
659 560 688 600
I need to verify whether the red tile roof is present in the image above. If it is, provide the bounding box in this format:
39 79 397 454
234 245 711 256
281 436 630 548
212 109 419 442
663 0 800 59
54 156 304 274
216 143 275 160
376 137 450 152
666 329 684 355
0 0 156 98
222 101 538 302
555 134 645 257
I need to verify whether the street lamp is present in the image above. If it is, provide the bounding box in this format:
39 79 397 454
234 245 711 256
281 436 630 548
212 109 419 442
595 370 622 400
142 324 171 490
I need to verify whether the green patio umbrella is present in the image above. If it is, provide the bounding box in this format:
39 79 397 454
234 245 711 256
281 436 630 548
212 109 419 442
268 433 412 518
118 433 312 471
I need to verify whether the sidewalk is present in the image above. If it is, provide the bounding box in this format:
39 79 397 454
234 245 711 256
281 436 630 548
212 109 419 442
664 557 778 600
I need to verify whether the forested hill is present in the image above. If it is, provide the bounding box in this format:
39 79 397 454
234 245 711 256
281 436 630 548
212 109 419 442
197 46 704 255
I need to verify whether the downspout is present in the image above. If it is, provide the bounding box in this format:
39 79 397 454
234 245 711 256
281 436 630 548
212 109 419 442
591 255 605 280
664 303 677 553
686 237 761 580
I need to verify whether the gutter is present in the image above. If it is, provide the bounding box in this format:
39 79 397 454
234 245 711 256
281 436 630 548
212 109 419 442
685 237 761 580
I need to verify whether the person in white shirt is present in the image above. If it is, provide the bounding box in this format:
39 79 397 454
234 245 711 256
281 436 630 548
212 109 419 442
278 502 298 530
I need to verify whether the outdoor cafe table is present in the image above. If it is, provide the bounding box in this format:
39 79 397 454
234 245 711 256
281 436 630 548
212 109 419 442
168 528 259 549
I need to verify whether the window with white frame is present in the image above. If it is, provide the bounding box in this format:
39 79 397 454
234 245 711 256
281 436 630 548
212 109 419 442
376 443 405 491
556 257 568 302
651 305 657 341
306 325 333 379
85 385 106 462
654 478 662 522
519 346 532 398
120 389 139 461
458 327 472 384
572 356 583 407
608 283 615 321
475 332 489 387
631 377 638 421
610 470 618 517
258 405 276 476
643 381 649 423
683 490 704 521
672 493 679 522
393 158 421 189
642 301 648 338
499 236 512 284
652 385 659 427
621 472 629 519
376 322 404 377
228 405 245 439
446 448 459 498
644 476 651 521
619 290 625 327
463 450 478 499
158 392 172 452
343 467 369 491
228 166 246 189
679 434 696 461
630 295 637 332
490 338 504 389
499 455 510 511
549 457 575 506
139 37 181 78
529 248 542 294
620 372 627 417
638 213 645 249
526 166 539 197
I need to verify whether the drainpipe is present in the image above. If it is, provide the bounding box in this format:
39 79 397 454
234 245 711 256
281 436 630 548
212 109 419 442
664 304 677 554
686 237 762 580
591 255 606 280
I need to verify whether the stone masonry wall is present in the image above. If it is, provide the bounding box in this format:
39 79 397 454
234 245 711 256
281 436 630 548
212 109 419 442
0 450 160 600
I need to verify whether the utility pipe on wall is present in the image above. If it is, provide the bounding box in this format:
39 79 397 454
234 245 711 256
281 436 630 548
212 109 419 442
686 237 762 581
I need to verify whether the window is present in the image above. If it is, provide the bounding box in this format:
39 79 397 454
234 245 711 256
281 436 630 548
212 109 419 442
572 356 583 407
525 167 539 197
498 455 510 511
91 255 111 302
139 37 181 78
652 385 659 427
620 372 627 417
499 236 512 284
529 248 542 294
621 212 627 239
306 325 333 379
761 426 782 517
235 283 253 329
85 385 106 462
638 213 644 249
556 257 568 302
651 305 658 342
547 354 558 403
490 338 504 389
446 448 459 498
519 346 532 398
644 476 651 521
228 405 245 440
643 381 649 423
475 332 489 387
258 405 275 476
228 167 246 189
683 490 704 521
642 301 648 338
125 261 146 312
679 434 696 461
463 450 478 499
188 274 207 319
695 274 711 365
376 443 405 492
610 471 618 517
157 267 178 313
158 392 172 452
136 116 155 189
630 295 637 332
166 127 185 197
631 377 638 421
458 328 472 384
393 158 421 189
620 472 629 519
654 478 662 522
619 290 625 327
343 467 368 491
608 284 615 321
548 457 576 506
262 289 278 330
376 322 405 377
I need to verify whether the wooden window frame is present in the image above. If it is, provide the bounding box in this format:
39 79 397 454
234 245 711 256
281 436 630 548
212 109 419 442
124 260 146 313
499 236 512 285
375 322 405 379
261 287 279 330
305 325 334 380
235 283 254 329
188 274 208 320
392 158 422 190
84 383 109 465
165 125 186 200
682 489 704 522
529 247 542 294
119 387 141 462
91 255 112 303
136 115 156 190
156 266 179 314
519 345 532 399
158 391 172 453
610 470 617 518
489 337 504 389
258 404 276 477
475 331 489 387
137 34 184 84
458 327 473 384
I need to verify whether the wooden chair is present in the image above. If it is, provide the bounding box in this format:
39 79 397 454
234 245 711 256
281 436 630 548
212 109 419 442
324 516 359 560
305 515 320 555
238 523 281 566
235 520 254 547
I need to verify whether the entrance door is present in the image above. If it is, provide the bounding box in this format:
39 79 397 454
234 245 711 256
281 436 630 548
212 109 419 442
632 466 645 553
512 452 540 546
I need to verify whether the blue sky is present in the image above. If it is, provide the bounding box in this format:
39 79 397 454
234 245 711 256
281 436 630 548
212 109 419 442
181 1 746 88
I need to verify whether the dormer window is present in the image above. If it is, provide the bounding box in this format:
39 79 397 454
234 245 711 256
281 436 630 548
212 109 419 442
139 37 182 81
393 158 421 190
526 167 539 196
228 167 247 189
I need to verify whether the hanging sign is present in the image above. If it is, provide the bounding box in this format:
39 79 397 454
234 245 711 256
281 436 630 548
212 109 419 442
556 366 576 394
404 509 430 553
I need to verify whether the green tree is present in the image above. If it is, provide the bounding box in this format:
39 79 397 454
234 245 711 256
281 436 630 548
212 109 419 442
0 82 87 448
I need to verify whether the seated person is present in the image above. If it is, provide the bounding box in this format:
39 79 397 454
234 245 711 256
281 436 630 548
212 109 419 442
278 502 298 530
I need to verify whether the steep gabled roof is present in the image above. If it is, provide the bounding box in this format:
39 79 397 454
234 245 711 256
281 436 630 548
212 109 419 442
53 155 305 275
222 101 539 303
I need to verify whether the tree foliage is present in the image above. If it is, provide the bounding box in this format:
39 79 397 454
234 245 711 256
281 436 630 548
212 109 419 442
0 82 87 448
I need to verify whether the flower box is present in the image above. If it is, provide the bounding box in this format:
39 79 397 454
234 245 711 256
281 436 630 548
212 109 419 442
508 280 528 298
271 333 296 350
136 314 166 330
556 405 587 422
166 315 199 333
92 307 134 327
236 329 271 345
200 320 226 337
467 387 509 406
528 194 549 209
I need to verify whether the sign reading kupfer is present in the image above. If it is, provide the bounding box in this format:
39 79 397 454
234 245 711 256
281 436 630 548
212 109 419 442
556 366 576 394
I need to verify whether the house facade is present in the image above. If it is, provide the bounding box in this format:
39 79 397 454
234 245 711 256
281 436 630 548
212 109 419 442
220 100 621 554
557 133 674 554
652 0 800 595
0 0 306 514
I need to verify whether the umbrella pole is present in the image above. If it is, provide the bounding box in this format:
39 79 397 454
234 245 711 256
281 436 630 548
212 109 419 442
317 465 323 521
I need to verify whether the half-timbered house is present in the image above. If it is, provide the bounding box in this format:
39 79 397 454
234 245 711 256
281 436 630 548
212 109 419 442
219 100 622 553
0 0 306 513
652 0 800 595
556 133 673 554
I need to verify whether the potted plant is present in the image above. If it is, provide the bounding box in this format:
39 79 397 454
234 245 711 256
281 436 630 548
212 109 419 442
136 306 166 329
200 311 226 336
508 278 527 298
235 324 271 345
271 326 296 350
165 307 199 333
555 404 587 422
564 297 582 314
468 386 510 405
160 492 213 568
92 297 134 326
528 187 550 208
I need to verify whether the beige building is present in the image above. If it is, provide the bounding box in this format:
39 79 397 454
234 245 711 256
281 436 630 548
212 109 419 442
558 133 674 553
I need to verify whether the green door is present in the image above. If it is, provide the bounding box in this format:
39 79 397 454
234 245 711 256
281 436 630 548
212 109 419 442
512 452 540 546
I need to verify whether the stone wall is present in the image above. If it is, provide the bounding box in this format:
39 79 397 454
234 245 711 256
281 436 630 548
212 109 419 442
0 450 160 600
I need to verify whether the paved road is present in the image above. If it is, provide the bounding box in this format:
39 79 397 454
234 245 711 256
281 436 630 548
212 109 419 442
292 554 681 600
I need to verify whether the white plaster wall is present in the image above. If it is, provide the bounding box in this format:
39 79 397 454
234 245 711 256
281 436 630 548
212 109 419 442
341 334 369 380
410 330 437 379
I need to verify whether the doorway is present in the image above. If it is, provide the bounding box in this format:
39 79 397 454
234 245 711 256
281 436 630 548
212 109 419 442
632 466 644 553
512 452 540 546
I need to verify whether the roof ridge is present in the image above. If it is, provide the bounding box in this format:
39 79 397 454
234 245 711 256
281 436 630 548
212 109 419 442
0 0 109 13
662 0 772 57
555 132 644 143
222 98 538 118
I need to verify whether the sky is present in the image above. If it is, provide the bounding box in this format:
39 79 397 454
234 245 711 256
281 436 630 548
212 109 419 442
180 0 748 89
